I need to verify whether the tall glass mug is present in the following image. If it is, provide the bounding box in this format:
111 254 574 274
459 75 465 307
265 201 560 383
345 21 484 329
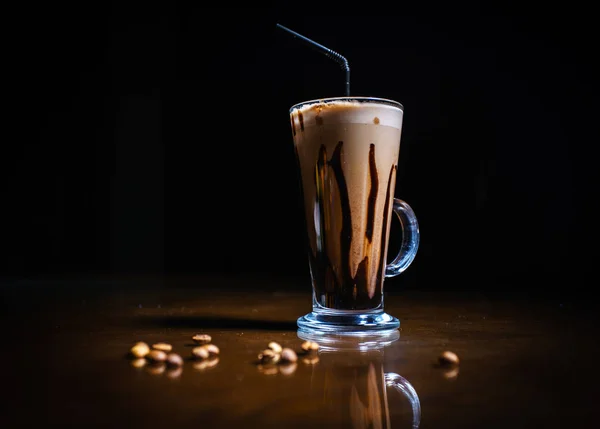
290 97 419 333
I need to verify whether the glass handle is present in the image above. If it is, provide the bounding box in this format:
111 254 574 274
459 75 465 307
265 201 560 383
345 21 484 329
385 372 421 428
385 199 420 278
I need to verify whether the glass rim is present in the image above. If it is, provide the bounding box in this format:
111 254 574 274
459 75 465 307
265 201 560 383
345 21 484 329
290 96 403 113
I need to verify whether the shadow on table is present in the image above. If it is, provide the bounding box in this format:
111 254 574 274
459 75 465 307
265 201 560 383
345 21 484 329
132 315 298 331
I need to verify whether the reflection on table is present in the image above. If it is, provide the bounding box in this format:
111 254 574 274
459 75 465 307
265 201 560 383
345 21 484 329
296 329 421 429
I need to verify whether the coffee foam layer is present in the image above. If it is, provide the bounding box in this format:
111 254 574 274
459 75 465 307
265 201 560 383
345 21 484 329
290 99 403 130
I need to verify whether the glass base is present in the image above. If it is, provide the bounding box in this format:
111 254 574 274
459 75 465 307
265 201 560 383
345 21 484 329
297 328 399 351
297 310 399 335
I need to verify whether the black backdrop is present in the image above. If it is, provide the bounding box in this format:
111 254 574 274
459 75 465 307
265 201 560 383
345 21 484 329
3 5 598 298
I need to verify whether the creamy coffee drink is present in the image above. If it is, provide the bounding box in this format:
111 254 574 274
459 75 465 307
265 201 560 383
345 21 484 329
290 98 403 310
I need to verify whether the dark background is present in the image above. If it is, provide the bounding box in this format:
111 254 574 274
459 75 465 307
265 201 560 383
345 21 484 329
3 5 598 298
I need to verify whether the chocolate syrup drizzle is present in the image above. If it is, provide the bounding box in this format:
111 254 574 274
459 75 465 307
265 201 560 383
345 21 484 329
308 140 396 310
366 144 379 243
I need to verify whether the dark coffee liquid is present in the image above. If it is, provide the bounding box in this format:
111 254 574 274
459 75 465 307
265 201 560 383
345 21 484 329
292 112 401 311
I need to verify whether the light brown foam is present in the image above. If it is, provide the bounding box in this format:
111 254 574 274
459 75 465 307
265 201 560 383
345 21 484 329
291 99 403 130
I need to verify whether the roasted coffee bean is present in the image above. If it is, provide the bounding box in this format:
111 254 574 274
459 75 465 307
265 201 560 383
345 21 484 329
258 349 280 364
192 346 210 360
203 344 220 355
192 334 212 344
280 348 297 363
130 342 150 358
301 341 319 352
166 353 183 367
152 342 172 353
439 350 460 366
268 342 282 354
147 350 167 363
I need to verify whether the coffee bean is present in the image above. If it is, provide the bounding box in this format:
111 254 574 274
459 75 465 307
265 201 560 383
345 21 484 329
280 348 297 363
147 350 167 363
166 353 183 367
258 349 280 364
192 334 212 344
130 342 150 358
152 342 172 353
301 340 319 352
203 344 220 355
268 342 283 354
192 346 210 360
439 350 460 366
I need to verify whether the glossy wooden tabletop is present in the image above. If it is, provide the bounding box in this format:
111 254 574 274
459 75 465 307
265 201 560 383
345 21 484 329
1 275 597 428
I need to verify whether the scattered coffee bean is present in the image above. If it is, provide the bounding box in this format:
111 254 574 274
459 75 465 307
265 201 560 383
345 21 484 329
147 350 167 363
166 353 183 367
268 341 283 354
145 363 166 375
192 346 210 360
302 355 319 365
257 364 279 375
130 341 150 358
279 362 297 376
130 358 147 369
439 350 460 366
193 357 219 371
192 334 212 344
280 348 297 363
203 344 220 355
258 349 280 364
152 342 172 353
301 340 319 352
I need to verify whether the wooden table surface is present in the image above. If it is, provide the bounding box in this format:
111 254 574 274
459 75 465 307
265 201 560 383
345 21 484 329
1 275 597 428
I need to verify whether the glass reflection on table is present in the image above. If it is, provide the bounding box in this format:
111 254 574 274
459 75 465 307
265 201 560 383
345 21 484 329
297 329 421 428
